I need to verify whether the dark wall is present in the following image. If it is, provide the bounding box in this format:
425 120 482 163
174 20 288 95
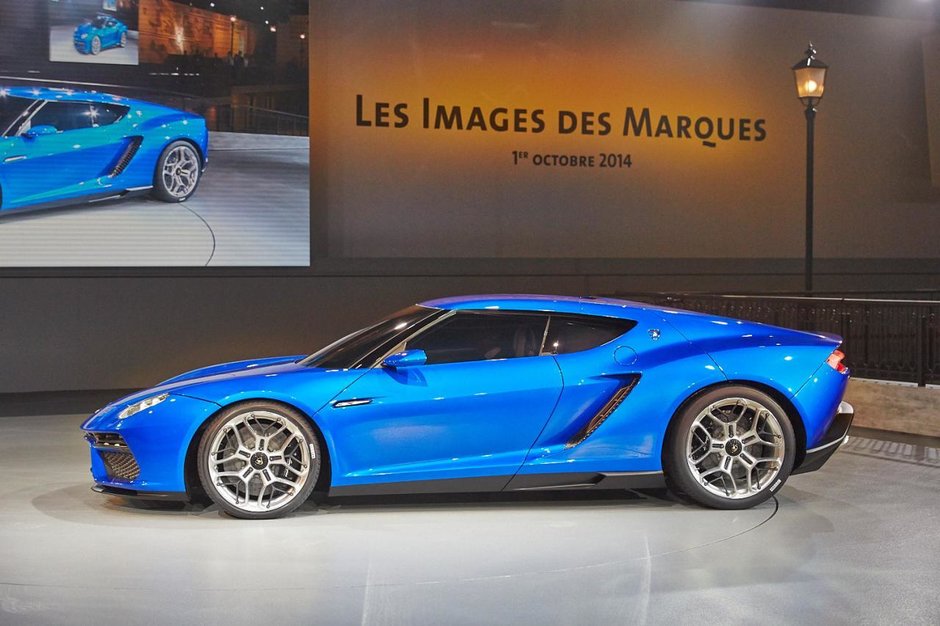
2 258 937 394
0 2 45 61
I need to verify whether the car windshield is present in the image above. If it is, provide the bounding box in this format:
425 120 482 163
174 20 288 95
301 305 438 369
92 17 109 28
0 95 32 134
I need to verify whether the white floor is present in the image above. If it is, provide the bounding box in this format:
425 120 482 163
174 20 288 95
0 414 937 625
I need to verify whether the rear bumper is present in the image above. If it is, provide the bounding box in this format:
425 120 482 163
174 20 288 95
793 401 854 475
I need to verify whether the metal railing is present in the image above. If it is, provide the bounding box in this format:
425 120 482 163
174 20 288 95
606 293 940 386
205 104 308 136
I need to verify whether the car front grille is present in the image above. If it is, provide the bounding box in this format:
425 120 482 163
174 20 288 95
99 450 141 482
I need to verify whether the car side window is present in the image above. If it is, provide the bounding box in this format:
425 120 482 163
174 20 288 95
405 312 548 365
543 316 636 355
25 101 126 133
92 104 129 127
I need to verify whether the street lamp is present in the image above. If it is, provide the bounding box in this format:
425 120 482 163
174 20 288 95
792 43 828 293
230 15 236 54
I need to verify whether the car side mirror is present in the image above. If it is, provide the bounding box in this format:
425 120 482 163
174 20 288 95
382 349 427 369
23 125 58 139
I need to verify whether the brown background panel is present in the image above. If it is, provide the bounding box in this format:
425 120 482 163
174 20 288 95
311 1 939 259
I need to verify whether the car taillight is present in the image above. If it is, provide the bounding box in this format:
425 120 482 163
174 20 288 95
826 349 848 374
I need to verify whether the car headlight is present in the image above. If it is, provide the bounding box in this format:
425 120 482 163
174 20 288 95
118 393 169 419
80 33 89 39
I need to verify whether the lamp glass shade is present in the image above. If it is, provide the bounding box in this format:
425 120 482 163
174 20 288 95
794 65 827 102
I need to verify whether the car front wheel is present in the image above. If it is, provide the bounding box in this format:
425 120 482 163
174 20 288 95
152 141 202 202
197 402 322 519
91 36 101 55
664 386 795 509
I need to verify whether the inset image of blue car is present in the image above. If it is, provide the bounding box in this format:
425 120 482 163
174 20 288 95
74 14 128 55
0 87 207 213
82 295 853 519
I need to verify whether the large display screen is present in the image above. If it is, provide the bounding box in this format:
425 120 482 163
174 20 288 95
0 0 309 266
0 1 937 267
311 1 939 260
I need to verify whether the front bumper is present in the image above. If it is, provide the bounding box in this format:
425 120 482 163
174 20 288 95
792 401 854 475
81 392 219 496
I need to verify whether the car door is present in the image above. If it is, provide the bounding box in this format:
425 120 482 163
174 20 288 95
104 19 118 47
3 100 129 207
513 308 727 478
324 311 564 488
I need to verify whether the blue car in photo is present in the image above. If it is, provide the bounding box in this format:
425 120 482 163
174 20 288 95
74 14 128 55
0 86 207 213
81 294 854 519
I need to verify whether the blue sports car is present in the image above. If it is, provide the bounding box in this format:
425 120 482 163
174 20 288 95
81 295 853 519
74 14 128 55
0 87 207 213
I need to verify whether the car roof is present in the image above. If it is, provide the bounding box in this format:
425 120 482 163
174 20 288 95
419 294 665 319
0 86 135 105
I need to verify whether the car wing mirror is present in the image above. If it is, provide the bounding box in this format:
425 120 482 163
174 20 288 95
23 125 58 139
382 349 427 369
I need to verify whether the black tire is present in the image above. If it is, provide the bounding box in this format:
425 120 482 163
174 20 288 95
197 402 322 519
151 140 202 203
663 385 796 510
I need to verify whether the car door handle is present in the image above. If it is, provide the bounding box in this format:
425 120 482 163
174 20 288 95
332 398 373 408
3 155 26 163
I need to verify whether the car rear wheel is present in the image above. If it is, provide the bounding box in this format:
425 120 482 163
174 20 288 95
152 141 202 202
91 36 101 55
120 32 127 47
197 402 322 519
664 386 795 509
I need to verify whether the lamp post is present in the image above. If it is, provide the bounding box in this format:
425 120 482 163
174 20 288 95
230 15 236 54
792 44 828 293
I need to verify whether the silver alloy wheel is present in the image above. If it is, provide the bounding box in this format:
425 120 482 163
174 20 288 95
91 36 101 54
686 397 785 500
206 409 313 513
120 32 127 47
161 145 199 199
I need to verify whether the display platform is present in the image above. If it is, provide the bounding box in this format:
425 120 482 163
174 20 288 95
0 414 937 625
0 133 309 267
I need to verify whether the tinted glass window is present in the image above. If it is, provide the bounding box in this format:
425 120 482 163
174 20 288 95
0 95 33 135
91 104 128 126
406 312 548 365
26 101 126 133
302 305 437 369
544 316 635 354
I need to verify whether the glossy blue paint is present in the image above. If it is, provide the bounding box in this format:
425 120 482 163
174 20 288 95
73 16 128 55
81 294 850 498
0 86 208 212
382 349 428 368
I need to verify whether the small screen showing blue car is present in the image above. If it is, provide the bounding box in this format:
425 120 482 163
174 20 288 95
74 14 128 55
49 7 139 66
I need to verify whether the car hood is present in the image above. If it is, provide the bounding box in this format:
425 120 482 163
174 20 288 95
99 355 361 417
158 355 306 386
74 23 98 35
